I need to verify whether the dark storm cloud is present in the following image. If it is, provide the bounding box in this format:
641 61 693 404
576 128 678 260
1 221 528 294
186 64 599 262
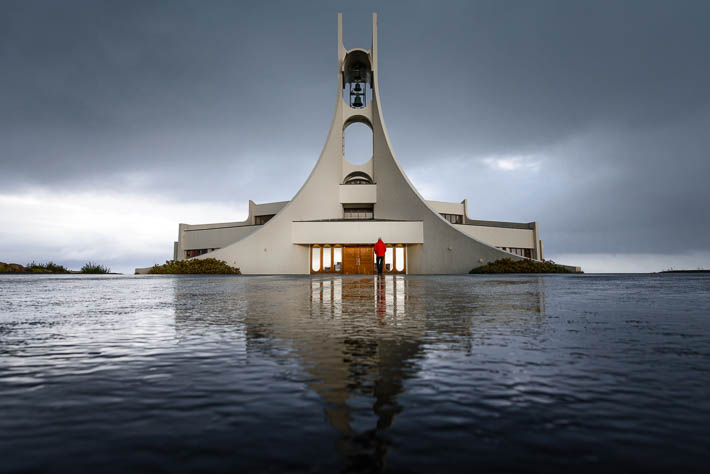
0 1 338 196
1 0 709 256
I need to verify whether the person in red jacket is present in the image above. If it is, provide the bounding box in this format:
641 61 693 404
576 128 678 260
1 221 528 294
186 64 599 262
374 237 386 275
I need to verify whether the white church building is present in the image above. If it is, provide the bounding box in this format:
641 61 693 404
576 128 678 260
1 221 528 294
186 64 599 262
170 14 550 275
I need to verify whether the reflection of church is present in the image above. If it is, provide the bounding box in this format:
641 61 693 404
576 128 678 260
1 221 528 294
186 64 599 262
172 275 546 471
167 13 549 275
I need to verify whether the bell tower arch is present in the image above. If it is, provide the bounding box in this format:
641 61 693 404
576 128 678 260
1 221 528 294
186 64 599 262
336 14 379 187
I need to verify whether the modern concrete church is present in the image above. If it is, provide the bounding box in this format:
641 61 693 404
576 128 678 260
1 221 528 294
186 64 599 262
172 14 547 275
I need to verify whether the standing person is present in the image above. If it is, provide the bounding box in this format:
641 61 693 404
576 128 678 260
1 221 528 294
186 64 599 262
374 237 386 275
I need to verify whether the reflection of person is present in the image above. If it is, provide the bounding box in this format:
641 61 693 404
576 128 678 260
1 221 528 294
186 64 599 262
376 275 386 322
374 237 386 275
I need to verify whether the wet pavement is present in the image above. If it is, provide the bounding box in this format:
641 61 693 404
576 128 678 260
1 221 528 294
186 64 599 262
1 273 709 472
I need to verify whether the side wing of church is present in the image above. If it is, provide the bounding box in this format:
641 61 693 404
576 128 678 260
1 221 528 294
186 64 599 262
171 14 547 275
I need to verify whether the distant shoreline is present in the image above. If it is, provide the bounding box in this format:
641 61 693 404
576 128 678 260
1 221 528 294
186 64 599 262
660 269 710 273
0 261 116 274
0 271 122 275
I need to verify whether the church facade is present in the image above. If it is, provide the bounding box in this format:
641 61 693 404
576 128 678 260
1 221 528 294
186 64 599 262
172 14 548 275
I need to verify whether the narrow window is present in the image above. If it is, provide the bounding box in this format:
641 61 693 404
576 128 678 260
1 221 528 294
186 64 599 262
255 214 275 225
385 247 393 272
440 213 463 224
343 205 373 220
186 249 210 258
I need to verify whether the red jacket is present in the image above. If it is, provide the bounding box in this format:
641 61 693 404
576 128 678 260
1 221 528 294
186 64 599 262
374 239 386 257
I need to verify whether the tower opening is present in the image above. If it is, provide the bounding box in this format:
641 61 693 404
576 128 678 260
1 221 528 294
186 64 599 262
342 50 372 109
344 121 373 165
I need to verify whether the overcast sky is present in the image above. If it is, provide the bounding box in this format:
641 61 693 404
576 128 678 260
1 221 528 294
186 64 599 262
1 0 709 273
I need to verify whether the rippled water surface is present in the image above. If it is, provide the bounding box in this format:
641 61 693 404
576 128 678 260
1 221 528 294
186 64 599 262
1 273 709 473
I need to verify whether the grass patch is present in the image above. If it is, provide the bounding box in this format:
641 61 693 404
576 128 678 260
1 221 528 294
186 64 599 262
81 262 111 274
148 258 241 275
470 258 578 274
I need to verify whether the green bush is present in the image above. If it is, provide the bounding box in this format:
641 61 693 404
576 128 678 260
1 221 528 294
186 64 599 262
470 258 578 274
25 261 70 273
148 258 241 275
81 262 111 274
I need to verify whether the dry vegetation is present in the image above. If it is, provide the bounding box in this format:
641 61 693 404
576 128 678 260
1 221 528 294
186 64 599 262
0 261 71 273
1 261 113 274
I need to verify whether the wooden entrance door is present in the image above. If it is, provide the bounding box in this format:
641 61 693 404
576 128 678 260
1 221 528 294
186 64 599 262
342 246 375 275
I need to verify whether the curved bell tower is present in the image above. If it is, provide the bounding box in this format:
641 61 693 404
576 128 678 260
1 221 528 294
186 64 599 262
195 13 521 274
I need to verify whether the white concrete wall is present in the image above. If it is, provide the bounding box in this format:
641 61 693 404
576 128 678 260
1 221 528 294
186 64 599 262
453 224 535 249
253 200 289 216
426 200 465 216
339 184 377 204
176 200 290 259
292 220 423 244
183 225 259 251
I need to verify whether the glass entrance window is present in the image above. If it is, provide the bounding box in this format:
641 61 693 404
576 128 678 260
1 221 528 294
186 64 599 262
311 247 321 272
311 244 403 274
385 247 393 272
334 247 342 272
323 246 332 272
395 247 405 271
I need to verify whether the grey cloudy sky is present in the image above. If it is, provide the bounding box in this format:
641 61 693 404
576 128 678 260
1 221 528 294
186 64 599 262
1 0 709 273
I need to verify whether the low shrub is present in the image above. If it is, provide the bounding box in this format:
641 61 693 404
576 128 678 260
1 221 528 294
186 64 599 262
470 258 578 274
81 262 111 274
148 258 241 275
